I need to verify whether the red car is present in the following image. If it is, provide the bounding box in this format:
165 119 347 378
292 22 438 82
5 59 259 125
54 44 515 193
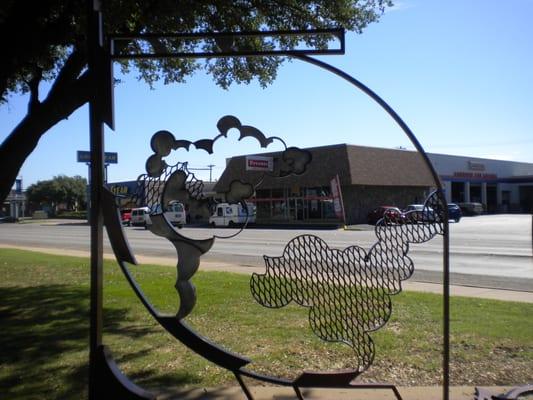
367 206 403 225
120 208 132 226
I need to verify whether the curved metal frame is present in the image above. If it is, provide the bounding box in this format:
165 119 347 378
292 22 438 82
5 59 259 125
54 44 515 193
87 3 450 399
293 54 450 398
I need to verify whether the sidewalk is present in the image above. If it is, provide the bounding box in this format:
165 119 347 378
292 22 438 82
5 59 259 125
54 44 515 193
157 385 516 400
1 243 532 303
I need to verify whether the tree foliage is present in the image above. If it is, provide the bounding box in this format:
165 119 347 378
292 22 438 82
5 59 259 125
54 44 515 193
0 0 392 201
26 175 87 212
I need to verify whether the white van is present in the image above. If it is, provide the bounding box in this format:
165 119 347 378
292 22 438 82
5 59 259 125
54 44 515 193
209 203 256 227
130 206 150 227
131 202 187 228
150 201 187 227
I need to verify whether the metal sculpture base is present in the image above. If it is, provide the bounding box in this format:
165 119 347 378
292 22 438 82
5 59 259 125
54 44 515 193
234 372 403 400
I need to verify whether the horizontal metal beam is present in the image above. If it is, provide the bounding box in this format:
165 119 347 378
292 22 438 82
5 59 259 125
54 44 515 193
110 28 344 60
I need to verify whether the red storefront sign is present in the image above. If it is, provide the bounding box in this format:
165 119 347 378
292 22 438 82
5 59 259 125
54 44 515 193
246 156 273 171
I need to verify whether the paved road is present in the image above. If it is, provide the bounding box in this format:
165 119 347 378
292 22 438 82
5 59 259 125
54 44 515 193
1 214 531 291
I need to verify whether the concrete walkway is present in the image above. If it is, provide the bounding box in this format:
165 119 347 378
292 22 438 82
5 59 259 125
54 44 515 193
157 385 518 400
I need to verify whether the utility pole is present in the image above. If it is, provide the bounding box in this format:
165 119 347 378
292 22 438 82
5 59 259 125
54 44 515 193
207 164 215 182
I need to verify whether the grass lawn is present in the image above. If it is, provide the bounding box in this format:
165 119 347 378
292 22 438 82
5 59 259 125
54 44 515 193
0 248 531 399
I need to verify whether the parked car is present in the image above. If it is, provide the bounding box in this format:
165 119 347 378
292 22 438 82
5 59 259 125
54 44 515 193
447 203 462 222
403 204 436 223
209 203 256 227
130 207 150 227
367 206 403 225
120 208 132 226
0 215 17 223
458 202 484 216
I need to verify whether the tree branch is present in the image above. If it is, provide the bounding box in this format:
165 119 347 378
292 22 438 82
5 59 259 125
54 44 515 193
47 46 88 100
26 66 43 114
0 70 91 202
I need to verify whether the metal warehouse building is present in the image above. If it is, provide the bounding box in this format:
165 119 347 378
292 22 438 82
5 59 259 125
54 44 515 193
214 144 533 225
428 153 533 214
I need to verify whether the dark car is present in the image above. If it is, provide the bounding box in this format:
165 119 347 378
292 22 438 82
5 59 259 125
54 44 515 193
0 215 17 223
367 206 403 225
120 208 132 226
447 203 462 222
403 204 437 223
458 202 484 216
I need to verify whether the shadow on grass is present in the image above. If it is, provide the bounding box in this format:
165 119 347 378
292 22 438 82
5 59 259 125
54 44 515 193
0 284 158 400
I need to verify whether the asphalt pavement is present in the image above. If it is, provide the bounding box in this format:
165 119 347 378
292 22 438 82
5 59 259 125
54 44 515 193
1 214 531 292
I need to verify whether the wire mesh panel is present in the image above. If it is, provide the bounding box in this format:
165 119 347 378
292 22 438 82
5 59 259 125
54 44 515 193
251 190 445 374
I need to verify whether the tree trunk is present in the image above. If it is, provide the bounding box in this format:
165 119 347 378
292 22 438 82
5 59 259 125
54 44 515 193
0 73 91 202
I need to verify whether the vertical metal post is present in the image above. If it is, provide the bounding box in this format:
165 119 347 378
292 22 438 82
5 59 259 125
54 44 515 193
87 0 105 399
85 162 91 221
443 220 450 400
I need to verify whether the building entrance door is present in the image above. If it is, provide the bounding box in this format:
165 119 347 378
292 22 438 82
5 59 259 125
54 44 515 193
486 185 497 213
288 198 304 221
451 182 465 203
519 186 533 213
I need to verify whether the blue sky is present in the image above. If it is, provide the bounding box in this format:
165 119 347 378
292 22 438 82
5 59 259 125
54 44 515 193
1 0 532 187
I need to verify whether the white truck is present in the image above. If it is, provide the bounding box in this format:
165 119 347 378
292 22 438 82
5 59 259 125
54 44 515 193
209 203 256 227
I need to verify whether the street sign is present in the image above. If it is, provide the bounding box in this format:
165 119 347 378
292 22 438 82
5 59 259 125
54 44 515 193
104 152 118 164
77 150 118 164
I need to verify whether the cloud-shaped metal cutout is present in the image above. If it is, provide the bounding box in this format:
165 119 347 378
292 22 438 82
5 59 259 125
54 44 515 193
251 235 380 373
251 191 444 374
143 115 312 209
145 115 286 178
280 147 312 177
216 115 276 148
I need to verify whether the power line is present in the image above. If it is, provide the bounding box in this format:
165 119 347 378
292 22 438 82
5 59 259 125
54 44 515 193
188 164 216 182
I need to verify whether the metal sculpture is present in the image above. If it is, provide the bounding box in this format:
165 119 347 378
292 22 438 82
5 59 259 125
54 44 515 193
102 117 446 400
85 3 454 399
252 191 444 375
